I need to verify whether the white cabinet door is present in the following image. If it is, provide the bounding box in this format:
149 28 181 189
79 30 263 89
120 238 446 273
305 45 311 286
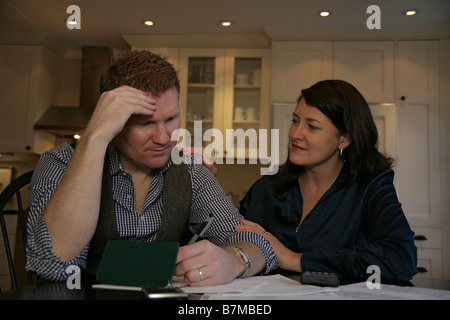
396 41 440 227
0 45 57 154
272 42 332 103
369 104 397 161
396 40 444 279
0 46 37 152
272 41 394 103
334 41 394 103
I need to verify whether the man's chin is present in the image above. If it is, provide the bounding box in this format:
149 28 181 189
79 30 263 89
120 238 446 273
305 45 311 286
144 150 172 167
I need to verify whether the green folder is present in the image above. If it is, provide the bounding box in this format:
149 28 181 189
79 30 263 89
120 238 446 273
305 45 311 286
96 240 179 287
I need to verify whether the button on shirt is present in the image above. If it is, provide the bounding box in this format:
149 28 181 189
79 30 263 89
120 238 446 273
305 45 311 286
26 142 277 281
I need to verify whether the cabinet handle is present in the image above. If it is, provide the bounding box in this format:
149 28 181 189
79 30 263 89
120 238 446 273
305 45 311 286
414 235 427 241
417 267 428 273
401 96 406 101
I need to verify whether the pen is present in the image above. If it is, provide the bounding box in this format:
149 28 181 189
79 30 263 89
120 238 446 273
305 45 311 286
188 214 214 245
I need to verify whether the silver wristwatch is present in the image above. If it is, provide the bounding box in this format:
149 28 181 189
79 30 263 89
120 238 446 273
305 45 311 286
233 246 251 278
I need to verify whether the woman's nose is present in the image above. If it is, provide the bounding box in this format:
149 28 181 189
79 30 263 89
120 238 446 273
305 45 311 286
291 124 305 141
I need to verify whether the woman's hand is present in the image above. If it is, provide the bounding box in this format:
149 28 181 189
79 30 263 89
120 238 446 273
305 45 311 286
235 219 303 272
179 147 217 176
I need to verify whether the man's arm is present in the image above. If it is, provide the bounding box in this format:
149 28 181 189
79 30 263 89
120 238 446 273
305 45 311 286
43 86 156 261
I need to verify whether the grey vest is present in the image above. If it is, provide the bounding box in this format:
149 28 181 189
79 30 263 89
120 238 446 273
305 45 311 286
86 153 192 276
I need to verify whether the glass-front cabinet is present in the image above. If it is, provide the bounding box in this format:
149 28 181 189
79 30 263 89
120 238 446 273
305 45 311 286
179 49 270 161
179 49 225 155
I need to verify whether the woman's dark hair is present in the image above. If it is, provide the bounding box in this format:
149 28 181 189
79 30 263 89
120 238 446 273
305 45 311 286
275 79 394 199
100 50 180 97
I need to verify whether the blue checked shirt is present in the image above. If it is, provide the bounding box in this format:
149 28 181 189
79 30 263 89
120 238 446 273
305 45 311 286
26 142 278 281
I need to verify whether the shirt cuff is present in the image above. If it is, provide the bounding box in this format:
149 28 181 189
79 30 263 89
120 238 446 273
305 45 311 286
226 231 279 275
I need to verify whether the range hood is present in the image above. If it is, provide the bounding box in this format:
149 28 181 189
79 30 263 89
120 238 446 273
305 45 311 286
34 46 112 136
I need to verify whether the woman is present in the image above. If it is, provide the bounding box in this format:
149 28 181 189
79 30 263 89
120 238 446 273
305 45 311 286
237 79 417 283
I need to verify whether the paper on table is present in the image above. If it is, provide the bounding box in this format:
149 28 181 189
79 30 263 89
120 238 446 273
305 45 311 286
332 282 450 300
180 274 338 296
178 275 269 294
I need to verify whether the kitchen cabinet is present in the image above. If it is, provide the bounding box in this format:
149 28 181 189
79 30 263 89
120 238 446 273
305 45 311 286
396 40 443 278
178 48 226 156
178 48 271 160
0 45 57 154
333 41 394 103
272 42 332 103
396 40 440 227
368 103 397 161
272 41 394 103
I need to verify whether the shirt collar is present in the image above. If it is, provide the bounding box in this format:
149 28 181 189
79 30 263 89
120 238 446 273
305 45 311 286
107 142 172 176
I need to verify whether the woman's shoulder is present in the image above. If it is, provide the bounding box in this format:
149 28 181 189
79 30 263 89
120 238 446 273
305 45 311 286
248 174 277 192
368 167 394 181
355 166 395 189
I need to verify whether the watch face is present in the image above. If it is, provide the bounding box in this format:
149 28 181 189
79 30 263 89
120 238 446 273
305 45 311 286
234 246 251 266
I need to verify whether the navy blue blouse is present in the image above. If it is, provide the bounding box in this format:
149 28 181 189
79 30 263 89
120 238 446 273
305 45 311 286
239 165 418 282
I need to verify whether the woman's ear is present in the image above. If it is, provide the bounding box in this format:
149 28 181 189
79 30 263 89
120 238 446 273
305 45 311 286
340 134 352 150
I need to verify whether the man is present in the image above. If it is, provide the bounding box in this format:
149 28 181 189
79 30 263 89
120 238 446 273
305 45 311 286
26 50 277 286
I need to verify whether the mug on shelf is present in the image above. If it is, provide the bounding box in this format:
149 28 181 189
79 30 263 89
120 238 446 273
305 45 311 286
252 69 261 85
234 107 245 121
235 73 249 85
246 108 256 121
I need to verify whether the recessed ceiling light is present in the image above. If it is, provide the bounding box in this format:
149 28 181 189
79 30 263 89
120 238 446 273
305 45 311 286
319 11 331 17
220 21 232 27
144 20 155 26
404 10 417 16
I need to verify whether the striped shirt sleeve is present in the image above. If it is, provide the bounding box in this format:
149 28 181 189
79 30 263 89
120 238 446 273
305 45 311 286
185 155 278 274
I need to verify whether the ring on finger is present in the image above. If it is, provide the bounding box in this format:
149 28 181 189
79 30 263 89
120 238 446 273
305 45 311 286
198 268 204 281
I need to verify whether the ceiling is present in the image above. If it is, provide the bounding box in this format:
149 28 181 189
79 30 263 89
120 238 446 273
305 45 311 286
1 0 450 51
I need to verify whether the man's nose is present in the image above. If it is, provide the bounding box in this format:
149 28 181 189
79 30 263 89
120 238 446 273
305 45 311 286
153 123 170 145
